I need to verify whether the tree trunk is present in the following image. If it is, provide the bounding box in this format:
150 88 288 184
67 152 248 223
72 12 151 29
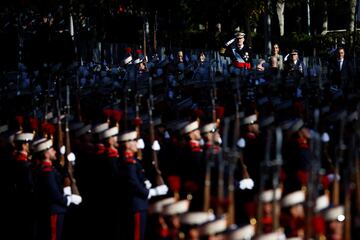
349 0 357 45
265 0 272 56
321 1 328 35
276 0 285 36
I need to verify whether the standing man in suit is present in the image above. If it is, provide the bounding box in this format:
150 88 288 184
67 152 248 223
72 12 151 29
328 46 353 94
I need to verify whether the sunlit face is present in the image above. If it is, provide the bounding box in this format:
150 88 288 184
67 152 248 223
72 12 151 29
199 53 206 62
189 129 201 141
273 44 280 54
109 136 119 148
125 139 138 153
236 37 245 48
338 49 345 59
326 220 344 240
291 52 299 61
46 147 57 161
23 142 30 153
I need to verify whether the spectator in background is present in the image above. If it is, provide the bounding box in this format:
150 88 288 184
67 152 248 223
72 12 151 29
269 43 284 83
328 46 353 95
283 49 305 87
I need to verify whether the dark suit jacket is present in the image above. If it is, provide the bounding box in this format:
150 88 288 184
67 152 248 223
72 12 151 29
328 58 353 89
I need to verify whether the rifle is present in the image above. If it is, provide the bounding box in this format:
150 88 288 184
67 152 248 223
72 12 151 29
135 94 142 160
272 127 283 231
223 116 235 225
143 17 149 66
202 145 213 212
153 11 158 54
304 109 321 240
332 110 347 206
147 98 164 186
75 69 82 122
256 125 274 235
64 85 80 195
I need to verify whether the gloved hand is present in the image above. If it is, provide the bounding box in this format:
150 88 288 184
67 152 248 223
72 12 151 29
152 140 160 151
147 185 169 199
144 180 152 189
67 152 76 163
63 186 71 196
155 184 169 196
66 195 72 206
137 138 145 149
60 145 66 155
70 194 82 205
239 178 254 190
148 188 157 199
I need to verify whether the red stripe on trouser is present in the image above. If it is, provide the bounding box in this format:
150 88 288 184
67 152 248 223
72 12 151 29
134 212 141 240
50 214 58 240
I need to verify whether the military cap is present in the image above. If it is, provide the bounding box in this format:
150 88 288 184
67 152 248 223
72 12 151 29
166 120 189 132
182 121 199 134
282 190 305 207
234 32 245 39
290 49 299 55
123 55 133 65
133 49 145 64
255 231 286 240
14 132 34 142
75 124 92 137
163 199 190 216
149 197 177 214
33 139 53 153
324 206 345 222
347 111 358 122
241 114 257 125
289 118 305 133
259 188 282 203
180 211 215 226
315 195 330 212
224 224 255 240
259 115 275 128
0 124 9 134
93 122 109 134
32 137 47 147
198 216 227 236
118 130 137 142
201 122 217 134
99 126 119 140
69 122 85 131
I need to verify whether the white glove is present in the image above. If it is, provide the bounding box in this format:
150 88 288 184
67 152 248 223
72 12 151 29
70 194 82 205
67 152 76 162
66 195 72 206
239 178 254 190
152 140 161 151
237 138 246 148
225 38 235 46
155 184 169 196
147 185 169 199
137 138 145 149
148 188 157 199
60 145 66 155
144 180 152 189
63 186 71 196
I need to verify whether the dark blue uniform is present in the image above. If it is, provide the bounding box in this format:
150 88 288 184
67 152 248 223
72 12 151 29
34 160 68 240
13 150 35 240
120 150 149 240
